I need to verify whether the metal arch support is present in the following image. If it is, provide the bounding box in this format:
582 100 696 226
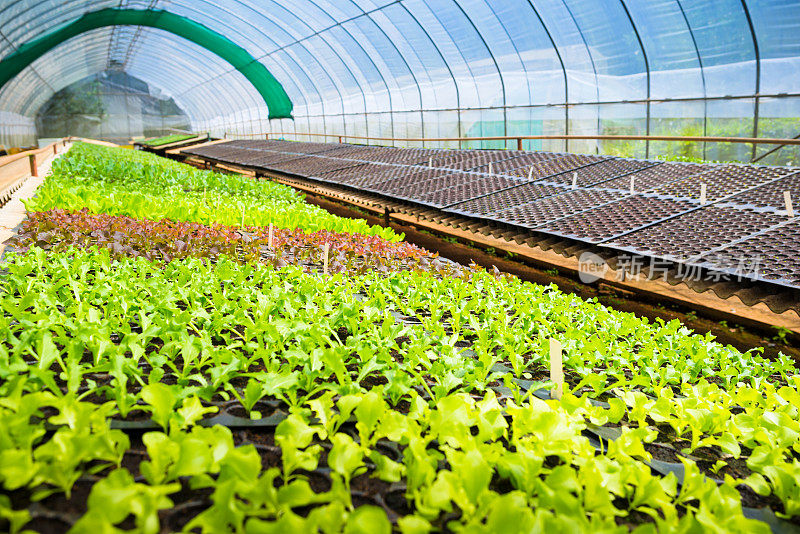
0 28 58 96
415 4 485 148
558 0 601 153
740 0 761 162
306 0 399 142
357 7 426 144
618 0 651 159
451 0 509 147
250 0 384 139
164 0 331 135
399 3 463 144
525 0 569 151
479 0 529 149
675 0 709 160
0 7 294 119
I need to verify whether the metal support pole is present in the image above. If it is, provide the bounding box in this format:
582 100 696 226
383 207 391 227
517 138 523 151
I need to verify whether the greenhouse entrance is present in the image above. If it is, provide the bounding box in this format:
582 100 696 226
36 71 191 145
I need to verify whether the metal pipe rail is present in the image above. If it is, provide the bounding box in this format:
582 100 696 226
242 131 800 151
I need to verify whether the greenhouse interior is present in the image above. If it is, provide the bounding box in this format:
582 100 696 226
1 1 800 532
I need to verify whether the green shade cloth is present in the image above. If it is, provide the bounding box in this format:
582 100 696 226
0 8 293 119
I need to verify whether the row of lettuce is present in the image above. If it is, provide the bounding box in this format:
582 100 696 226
0 142 797 533
27 142 398 241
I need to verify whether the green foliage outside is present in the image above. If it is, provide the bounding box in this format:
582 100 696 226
459 117 800 166
35 79 105 138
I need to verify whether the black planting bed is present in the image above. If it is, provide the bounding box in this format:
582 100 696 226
539 195 698 243
547 158 659 188
651 164 796 202
717 172 800 213
444 182 568 217
606 205 787 260
185 139 800 288
492 189 627 229
601 162 710 192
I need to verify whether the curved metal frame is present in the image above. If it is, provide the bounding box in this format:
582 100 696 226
0 7 293 118
619 0 651 158
675 0 709 160
0 0 795 164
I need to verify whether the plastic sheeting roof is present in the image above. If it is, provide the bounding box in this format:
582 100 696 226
1 0 799 136
0 8 293 118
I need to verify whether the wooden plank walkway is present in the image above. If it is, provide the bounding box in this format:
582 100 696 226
0 143 71 253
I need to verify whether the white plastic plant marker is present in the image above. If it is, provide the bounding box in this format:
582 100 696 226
629 176 635 194
323 243 330 275
268 223 274 248
549 338 563 400
784 191 794 218
488 161 493 174
572 172 578 189
700 183 707 205
429 156 433 168
528 166 534 180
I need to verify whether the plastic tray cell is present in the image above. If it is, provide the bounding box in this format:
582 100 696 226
606 205 786 260
493 189 627 229
314 144 378 158
258 140 309 151
547 159 658 188
263 155 364 177
315 163 389 184
694 222 800 287
601 162 709 192
419 176 527 207
317 145 397 161
503 153 609 180
209 149 252 164
385 173 481 205
220 150 274 166
420 150 524 171
182 143 243 159
651 164 796 202
267 141 343 155
339 165 410 189
384 173 483 200
215 140 251 149
355 147 442 165
343 165 429 189
248 151 310 168
366 168 457 195
228 139 285 150
445 182 568 217
470 152 563 175
717 171 800 213
540 196 697 244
